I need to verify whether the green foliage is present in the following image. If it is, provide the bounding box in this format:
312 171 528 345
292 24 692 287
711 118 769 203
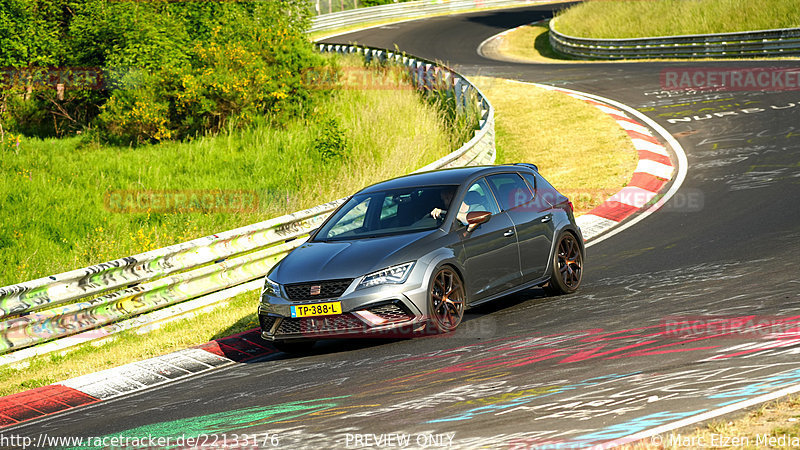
313 118 349 162
0 81 459 286
0 0 325 143
554 0 800 39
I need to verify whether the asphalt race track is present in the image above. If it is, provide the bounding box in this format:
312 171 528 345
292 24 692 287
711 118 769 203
8 5 800 449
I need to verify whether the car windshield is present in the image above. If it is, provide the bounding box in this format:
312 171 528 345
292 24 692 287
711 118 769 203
313 185 458 241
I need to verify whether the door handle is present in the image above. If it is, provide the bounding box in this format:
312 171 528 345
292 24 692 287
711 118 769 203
541 215 552 223
503 229 515 237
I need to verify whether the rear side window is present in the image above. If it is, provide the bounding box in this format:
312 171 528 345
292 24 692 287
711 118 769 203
520 172 537 193
486 173 533 211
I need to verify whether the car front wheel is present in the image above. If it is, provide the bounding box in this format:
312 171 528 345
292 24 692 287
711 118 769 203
427 266 466 333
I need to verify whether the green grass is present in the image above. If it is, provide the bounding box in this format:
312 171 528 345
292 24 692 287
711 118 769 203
618 395 800 450
480 22 576 63
554 0 800 39
0 57 459 287
486 20 799 64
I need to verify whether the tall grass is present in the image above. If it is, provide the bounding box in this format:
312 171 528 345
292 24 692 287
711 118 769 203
554 0 800 39
0 57 460 286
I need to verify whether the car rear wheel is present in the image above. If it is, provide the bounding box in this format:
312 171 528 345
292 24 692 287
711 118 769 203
545 232 583 295
272 340 315 353
427 266 465 333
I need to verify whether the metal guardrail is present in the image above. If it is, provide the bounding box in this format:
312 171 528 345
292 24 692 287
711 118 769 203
549 18 800 59
0 44 495 361
311 0 543 33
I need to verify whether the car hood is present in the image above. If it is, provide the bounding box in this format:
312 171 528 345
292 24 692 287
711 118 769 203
269 230 440 283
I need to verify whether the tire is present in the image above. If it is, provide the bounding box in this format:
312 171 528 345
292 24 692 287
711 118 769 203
544 232 584 296
427 266 466 333
272 340 316 353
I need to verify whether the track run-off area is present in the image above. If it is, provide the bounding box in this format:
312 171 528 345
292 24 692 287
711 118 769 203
6 4 800 449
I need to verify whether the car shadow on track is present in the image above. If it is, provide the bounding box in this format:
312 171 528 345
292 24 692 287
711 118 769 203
240 286 558 361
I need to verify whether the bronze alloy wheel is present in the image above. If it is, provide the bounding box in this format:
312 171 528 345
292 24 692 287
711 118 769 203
546 232 583 295
429 267 466 333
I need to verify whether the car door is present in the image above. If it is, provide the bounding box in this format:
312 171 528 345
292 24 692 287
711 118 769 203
457 177 523 302
486 172 555 283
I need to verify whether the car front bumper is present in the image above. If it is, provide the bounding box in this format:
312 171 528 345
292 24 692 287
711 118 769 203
258 282 430 341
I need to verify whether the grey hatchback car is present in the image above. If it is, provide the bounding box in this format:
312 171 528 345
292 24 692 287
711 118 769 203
258 164 584 351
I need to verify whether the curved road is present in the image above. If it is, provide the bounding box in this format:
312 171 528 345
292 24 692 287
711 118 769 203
11 5 800 449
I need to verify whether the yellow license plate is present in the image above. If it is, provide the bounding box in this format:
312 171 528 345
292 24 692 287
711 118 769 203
290 302 342 318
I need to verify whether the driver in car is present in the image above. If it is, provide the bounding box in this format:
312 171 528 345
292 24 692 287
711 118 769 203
430 189 479 225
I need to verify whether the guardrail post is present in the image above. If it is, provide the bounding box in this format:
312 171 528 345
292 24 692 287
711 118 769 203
423 63 432 90
453 78 465 113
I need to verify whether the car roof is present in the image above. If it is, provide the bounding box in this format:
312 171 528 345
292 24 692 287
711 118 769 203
358 165 536 193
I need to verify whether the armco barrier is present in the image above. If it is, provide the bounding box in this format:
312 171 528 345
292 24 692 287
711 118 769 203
311 0 543 34
549 18 800 59
0 45 494 363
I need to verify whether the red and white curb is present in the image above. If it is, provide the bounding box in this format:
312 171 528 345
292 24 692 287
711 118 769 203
518 82 688 245
0 329 274 429
550 88 675 241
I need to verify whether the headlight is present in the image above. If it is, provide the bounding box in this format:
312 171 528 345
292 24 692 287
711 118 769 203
262 277 281 297
357 262 415 290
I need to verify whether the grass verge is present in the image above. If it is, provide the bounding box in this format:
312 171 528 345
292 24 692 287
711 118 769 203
620 395 800 449
481 22 574 63
483 21 797 64
0 75 637 396
554 0 800 39
472 76 637 215
0 56 458 286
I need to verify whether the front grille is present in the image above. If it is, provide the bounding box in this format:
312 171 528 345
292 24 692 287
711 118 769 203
284 279 353 301
277 314 365 335
367 303 413 322
259 315 277 333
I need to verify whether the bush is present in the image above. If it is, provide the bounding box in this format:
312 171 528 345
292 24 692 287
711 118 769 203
313 118 349 162
0 0 327 143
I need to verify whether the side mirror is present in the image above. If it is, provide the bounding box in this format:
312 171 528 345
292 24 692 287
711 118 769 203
466 211 491 232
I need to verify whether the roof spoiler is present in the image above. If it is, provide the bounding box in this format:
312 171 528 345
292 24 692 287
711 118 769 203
513 163 539 172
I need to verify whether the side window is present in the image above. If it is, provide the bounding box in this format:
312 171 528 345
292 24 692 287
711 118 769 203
459 178 500 217
520 172 537 195
379 195 399 221
486 173 534 211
